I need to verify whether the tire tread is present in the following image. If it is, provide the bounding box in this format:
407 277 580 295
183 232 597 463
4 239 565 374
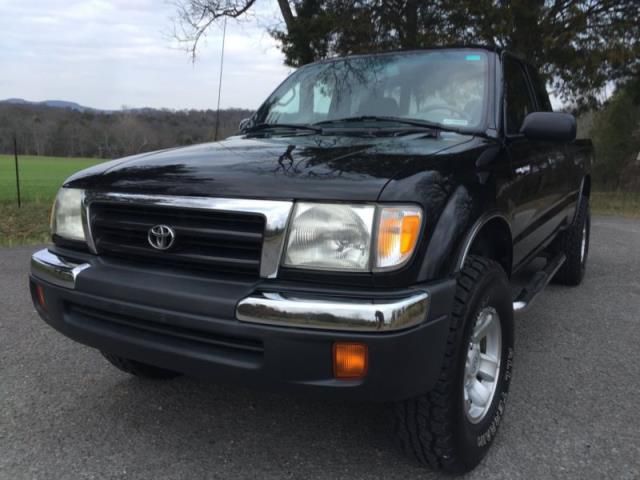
392 255 504 473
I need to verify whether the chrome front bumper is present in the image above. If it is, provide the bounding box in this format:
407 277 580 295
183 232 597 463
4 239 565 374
31 249 430 332
236 291 429 332
31 249 89 289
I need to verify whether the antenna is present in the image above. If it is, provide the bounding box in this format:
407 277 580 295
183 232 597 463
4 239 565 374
214 16 227 141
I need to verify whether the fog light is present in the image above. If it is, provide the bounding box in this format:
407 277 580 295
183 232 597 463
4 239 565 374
333 342 368 379
35 284 47 310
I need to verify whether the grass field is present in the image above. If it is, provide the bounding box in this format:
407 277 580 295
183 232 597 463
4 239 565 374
0 155 638 246
0 155 101 203
1 155 103 246
591 191 640 217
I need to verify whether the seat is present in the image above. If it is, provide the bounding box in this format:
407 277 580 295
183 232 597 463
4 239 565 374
357 96 400 116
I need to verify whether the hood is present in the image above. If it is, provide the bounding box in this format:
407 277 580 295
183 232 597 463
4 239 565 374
65 133 477 202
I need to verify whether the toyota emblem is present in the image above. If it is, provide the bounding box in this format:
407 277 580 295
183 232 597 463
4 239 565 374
147 225 176 251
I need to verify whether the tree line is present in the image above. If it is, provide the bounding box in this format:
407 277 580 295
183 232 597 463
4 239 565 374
0 104 252 158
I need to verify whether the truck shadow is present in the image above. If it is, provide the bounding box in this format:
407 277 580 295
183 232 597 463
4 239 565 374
61 372 440 478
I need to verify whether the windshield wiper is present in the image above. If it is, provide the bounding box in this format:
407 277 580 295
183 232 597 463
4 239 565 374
243 123 322 134
244 117 467 137
313 116 465 134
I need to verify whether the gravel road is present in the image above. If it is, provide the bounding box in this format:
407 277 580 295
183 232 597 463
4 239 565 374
1 216 639 480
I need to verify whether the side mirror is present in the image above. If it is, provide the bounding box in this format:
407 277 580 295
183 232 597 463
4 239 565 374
521 112 576 142
239 118 253 132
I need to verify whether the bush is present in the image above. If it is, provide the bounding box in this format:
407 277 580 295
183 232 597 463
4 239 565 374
590 79 640 191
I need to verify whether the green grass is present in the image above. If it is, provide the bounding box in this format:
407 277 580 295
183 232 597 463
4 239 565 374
0 202 52 247
591 191 640 217
0 154 101 204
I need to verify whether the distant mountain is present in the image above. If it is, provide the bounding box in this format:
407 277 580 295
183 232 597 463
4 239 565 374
1 98 254 118
0 99 238 114
1 98 95 112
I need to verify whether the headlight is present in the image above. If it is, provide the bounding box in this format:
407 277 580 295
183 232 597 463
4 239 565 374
283 203 422 272
284 203 374 271
51 188 86 242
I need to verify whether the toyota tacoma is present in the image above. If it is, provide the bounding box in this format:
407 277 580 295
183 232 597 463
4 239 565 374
30 47 592 473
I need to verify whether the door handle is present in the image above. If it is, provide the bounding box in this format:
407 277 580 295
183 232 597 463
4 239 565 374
515 165 531 176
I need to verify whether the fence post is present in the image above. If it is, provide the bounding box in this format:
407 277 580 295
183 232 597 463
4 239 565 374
13 133 21 208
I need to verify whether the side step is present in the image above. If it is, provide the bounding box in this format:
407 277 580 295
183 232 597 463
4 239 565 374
512 253 566 313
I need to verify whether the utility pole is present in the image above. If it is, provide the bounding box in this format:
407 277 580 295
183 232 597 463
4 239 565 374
13 133 21 208
214 16 227 141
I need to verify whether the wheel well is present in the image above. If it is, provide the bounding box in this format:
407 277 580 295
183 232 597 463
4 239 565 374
467 218 513 277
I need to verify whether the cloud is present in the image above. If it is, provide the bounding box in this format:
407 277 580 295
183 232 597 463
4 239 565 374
0 0 291 110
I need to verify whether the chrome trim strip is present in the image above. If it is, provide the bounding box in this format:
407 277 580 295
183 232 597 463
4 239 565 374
236 291 429 332
31 249 90 289
82 192 294 279
81 191 98 254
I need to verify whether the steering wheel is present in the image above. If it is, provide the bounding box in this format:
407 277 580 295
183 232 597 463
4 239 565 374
419 104 470 121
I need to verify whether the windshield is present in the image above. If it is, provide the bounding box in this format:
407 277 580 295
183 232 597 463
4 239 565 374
253 49 489 130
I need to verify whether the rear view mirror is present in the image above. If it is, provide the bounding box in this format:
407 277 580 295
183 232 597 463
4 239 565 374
521 112 576 142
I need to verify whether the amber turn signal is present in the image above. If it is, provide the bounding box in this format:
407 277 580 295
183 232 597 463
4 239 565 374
333 342 368 379
35 284 47 310
376 206 423 269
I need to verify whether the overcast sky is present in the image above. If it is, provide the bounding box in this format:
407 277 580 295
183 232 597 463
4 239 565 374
0 0 292 110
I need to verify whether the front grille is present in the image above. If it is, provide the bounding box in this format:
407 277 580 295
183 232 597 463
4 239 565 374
90 202 265 276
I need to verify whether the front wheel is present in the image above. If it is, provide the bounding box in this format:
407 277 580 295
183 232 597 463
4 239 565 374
393 256 514 474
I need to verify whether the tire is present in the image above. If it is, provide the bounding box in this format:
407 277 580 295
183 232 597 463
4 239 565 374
393 256 515 474
101 352 181 380
553 196 590 286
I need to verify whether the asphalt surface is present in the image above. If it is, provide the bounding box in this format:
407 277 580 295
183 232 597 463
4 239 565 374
1 216 639 480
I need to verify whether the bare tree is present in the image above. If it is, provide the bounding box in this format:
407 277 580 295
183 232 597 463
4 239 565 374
174 0 259 59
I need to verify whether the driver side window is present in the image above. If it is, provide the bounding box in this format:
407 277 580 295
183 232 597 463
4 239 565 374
504 58 535 135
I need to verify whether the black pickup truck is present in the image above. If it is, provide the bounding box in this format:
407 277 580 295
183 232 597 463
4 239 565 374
30 47 592 473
